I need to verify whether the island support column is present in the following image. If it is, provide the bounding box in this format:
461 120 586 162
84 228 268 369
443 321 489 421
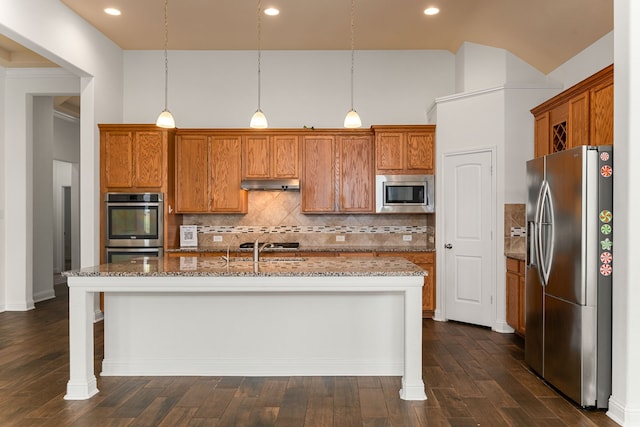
64 284 99 400
400 286 428 400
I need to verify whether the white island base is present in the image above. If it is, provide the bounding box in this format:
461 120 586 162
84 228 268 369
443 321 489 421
64 262 427 401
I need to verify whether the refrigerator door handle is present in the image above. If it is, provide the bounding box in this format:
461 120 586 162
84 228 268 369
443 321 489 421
537 181 555 286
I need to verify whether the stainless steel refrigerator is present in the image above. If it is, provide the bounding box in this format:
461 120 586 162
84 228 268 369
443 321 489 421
525 145 613 409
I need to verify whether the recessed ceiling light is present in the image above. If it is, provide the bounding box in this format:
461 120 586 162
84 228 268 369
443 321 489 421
264 7 280 16
424 7 440 16
104 7 121 16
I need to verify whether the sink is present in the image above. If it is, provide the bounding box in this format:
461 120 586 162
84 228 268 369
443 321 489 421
225 257 307 262
239 242 300 249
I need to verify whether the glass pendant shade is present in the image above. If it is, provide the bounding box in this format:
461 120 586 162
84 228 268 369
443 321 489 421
344 109 362 128
250 109 268 128
156 110 176 128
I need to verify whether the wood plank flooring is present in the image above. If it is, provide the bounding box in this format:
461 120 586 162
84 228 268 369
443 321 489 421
0 281 619 426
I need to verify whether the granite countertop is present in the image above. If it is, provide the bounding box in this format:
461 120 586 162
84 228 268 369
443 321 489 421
505 252 526 261
63 256 427 278
166 246 434 254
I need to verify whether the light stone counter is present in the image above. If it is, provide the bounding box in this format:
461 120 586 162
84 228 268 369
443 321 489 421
63 256 428 402
65 256 427 277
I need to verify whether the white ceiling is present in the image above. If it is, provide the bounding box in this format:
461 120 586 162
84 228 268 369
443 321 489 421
1 0 612 73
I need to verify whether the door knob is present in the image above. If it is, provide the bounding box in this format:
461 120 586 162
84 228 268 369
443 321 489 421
444 243 453 249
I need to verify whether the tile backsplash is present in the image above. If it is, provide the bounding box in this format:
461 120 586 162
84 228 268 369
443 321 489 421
504 203 526 255
183 191 435 250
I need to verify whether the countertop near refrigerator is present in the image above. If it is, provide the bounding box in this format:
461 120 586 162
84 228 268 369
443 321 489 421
505 251 525 261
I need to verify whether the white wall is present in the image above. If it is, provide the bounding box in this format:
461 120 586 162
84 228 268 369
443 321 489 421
0 66 5 311
32 96 55 302
0 0 123 311
434 44 563 332
123 50 455 128
608 1 640 425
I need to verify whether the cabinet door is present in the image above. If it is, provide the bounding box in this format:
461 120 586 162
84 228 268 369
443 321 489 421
590 81 614 147
134 131 164 188
518 273 526 335
175 135 209 213
209 136 247 213
422 263 435 312
273 135 300 179
302 136 335 212
568 92 590 148
375 132 404 172
338 135 374 212
406 131 434 172
103 131 134 188
242 135 271 179
534 112 550 158
506 270 520 331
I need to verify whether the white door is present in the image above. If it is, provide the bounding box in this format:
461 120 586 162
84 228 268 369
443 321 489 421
443 150 494 327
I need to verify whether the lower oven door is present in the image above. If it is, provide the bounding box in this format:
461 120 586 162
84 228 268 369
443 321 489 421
104 247 163 264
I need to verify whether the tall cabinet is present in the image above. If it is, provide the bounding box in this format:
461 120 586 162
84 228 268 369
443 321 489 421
99 124 180 255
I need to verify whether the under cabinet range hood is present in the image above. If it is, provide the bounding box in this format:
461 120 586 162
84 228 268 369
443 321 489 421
240 179 300 191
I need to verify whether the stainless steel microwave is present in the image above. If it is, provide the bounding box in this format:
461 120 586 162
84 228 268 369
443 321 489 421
375 175 435 213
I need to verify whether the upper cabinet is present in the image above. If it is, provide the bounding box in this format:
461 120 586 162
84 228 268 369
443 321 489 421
242 133 300 180
531 64 613 158
372 125 435 174
175 131 247 214
100 125 174 191
301 131 374 213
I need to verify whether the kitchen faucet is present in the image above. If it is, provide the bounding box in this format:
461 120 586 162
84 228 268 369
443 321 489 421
253 239 273 263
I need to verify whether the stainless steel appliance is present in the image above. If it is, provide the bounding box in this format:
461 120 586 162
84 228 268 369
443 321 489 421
104 193 164 263
104 192 164 247
525 145 613 408
104 247 163 263
375 174 434 213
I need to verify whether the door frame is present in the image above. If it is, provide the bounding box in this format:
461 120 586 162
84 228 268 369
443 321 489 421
435 146 498 328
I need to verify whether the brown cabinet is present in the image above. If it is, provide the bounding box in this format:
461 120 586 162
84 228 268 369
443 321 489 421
242 134 300 179
506 257 525 336
301 135 335 212
99 124 180 255
377 251 435 318
100 126 168 190
175 131 247 214
372 125 435 174
301 132 374 213
532 64 613 157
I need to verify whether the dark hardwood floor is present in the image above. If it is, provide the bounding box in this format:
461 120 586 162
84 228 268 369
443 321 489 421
0 280 619 426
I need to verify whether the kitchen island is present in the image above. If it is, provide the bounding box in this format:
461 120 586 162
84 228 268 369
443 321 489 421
63 256 427 401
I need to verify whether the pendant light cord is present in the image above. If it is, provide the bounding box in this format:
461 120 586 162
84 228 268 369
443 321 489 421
349 0 356 111
257 0 262 111
163 0 170 111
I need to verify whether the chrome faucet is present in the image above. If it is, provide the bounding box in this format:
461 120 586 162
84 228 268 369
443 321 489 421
253 239 273 262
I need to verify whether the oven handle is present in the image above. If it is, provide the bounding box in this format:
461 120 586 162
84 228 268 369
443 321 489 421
105 202 162 208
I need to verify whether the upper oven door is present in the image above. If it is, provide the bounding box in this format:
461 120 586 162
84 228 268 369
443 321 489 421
104 193 164 247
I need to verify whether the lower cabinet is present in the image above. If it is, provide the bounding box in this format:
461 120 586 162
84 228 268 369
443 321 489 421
377 251 435 318
506 257 526 336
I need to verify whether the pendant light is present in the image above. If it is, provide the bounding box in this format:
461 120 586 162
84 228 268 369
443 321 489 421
156 0 176 128
250 0 268 128
344 0 362 128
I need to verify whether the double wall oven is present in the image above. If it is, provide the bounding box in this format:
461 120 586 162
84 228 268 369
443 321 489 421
104 193 164 263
